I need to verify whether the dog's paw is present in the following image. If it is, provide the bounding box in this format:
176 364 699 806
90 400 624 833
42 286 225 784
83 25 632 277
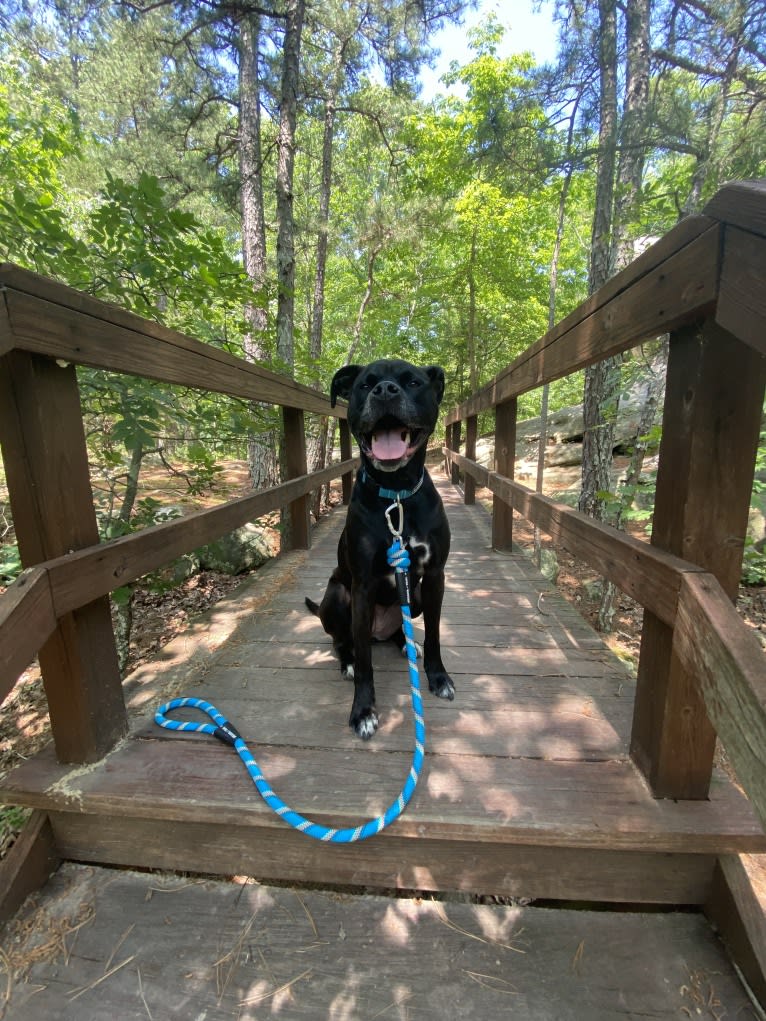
350 708 379 740
341 663 355 680
428 673 456 701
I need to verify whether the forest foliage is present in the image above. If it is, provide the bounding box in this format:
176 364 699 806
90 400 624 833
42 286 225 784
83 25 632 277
0 0 765 588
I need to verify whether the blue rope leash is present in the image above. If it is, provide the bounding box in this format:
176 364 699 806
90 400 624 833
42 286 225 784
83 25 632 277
155 501 425 843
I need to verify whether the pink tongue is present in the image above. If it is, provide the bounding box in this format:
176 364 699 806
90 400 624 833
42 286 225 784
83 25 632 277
372 428 408 461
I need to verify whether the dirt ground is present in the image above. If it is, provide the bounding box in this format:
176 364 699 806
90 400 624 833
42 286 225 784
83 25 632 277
1 456 765 859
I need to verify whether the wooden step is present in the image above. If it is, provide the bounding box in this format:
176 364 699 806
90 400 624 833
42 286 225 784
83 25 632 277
2 733 764 905
2 862 757 1021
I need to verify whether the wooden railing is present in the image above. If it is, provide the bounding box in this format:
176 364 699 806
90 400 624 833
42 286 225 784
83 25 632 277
0 265 354 763
443 179 766 829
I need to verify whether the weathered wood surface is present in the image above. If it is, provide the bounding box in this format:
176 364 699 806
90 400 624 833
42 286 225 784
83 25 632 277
1 480 764 902
675 573 766 832
707 854 766 1008
631 323 766 801
716 225 766 356
443 447 700 626
0 811 59 924
24 458 355 619
2 863 757 1021
0 349 126 762
704 177 766 237
0 568 55 704
0 263 340 415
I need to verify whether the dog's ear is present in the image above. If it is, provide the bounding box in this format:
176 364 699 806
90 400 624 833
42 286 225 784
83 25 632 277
330 364 364 407
425 366 445 405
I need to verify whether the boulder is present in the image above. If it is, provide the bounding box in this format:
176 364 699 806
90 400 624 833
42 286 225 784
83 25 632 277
196 524 271 575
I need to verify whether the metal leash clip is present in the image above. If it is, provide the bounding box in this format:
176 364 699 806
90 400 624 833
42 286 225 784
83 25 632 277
384 495 404 540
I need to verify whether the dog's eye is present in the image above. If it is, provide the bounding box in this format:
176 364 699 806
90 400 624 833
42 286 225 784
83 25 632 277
407 379 421 388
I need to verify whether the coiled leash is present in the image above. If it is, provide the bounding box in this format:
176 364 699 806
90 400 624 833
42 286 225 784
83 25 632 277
155 495 425 843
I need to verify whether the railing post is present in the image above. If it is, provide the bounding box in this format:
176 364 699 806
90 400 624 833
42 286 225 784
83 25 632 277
492 398 517 551
0 351 127 763
631 321 766 799
464 414 478 505
339 417 353 505
282 406 311 550
449 420 462 486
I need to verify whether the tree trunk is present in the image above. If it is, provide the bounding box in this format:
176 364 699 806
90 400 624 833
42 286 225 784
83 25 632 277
275 0 305 375
348 240 384 364
238 11 277 490
597 0 651 627
466 226 479 394
309 45 345 517
275 0 305 550
613 0 649 267
579 0 619 524
536 105 577 568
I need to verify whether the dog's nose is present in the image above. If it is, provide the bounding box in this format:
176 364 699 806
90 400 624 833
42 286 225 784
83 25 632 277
372 380 401 399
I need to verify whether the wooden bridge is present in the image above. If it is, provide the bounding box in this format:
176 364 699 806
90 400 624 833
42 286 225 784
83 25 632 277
1 180 765 1017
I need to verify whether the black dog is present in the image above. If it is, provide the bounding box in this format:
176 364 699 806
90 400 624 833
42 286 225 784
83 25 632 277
306 359 455 740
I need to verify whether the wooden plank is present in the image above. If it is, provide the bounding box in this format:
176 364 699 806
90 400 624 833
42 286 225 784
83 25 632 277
43 458 354 617
0 811 59 925
282 406 310 550
463 413 477 504
631 322 766 800
674 572 766 833
444 448 698 627
491 399 516 550
446 221 720 423
449 420 461 485
716 225 766 356
0 350 126 762
0 567 56 703
5 739 764 853
706 854 766 1009
6 864 754 1021
131 676 633 761
704 178 766 237
0 281 12 356
49 815 718 905
0 265 342 416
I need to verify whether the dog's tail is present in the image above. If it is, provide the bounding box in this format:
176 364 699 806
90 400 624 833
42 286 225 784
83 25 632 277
305 597 320 616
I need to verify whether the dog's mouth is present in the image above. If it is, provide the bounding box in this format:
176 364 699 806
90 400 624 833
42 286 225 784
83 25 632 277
360 417 424 471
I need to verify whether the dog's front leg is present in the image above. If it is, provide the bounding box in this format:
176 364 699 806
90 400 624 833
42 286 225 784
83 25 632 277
348 579 378 739
421 568 455 701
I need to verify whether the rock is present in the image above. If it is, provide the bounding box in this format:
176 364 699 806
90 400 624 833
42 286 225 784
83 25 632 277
196 524 271 575
538 548 559 583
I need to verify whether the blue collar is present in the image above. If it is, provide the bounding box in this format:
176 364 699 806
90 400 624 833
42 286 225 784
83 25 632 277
360 467 425 501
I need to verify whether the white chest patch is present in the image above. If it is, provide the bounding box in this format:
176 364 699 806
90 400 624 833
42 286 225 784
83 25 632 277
407 535 431 567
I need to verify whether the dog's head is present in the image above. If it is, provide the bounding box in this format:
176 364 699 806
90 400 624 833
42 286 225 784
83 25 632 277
330 359 445 474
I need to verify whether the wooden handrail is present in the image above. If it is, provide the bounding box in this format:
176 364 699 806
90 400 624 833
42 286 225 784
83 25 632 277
442 445 766 835
442 448 704 627
0 458 356 703
443 178 766 816
0 263 345 417
674 572 766 832
446 179 766 424
0 568 56 705
0 265 359 760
